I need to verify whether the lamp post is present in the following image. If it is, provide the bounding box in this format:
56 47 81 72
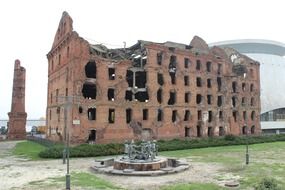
56 95 81 190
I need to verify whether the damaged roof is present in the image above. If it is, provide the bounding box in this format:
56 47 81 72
88 36 257 64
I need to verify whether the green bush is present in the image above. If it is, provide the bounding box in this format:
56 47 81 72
224 134 236 141
38 134 285 158
255 178 280 190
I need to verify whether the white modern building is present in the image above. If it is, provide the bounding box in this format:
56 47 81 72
210 39 285 134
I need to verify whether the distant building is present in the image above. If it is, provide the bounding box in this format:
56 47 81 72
210 40 285 132
46 12 261 144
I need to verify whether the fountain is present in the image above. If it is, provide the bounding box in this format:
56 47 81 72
92 140 189 176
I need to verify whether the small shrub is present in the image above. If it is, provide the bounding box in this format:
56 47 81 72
255 177 280 190
224 134 236 141
38 134 285 158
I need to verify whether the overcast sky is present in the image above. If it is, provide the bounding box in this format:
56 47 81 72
0 0 285 119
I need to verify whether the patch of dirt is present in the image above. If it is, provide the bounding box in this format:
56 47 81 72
0 141 236 190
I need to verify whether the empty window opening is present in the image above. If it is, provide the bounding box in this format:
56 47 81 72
197 125 202 137
251 111 255 120
157 88 162 104
219 111 223 120
243 111 247 120
56 89 59 103
196 94 202 104
125 90 133 101
219 127 225 136
198 110 202 121
88 108 96 120
218 64 222 74
232 96 237 107
207 79 212 88
196 77 202 87
157 109 163 121
250 84 254 92
88 129 96 142
251 125 255 134
67 46 69 58
50 93 53 104
135 91 149 102
133 56 142 67
250 69 254 78
184 110 190 121
142 57 147 66
217 77 222 91
169 55 177 84
242 126 247 135
51 60 54 71
217 96 223 107
208 127 213 137
185 92 190 103
169 72 176 84
206 61 212 72
185 127 191 137
85 61 97 78
168 91 176 105
126 70 134 87
65 88 68 96
208 111 212 122
109 109 115 123
172 110 177 123
233 111 237 122
207 95 212 105
143 109 148 120
49 110 52 120
82 83 97 99
79 106 83 114
108 68 115 80
184 76 189 86
157 52 163 65
242 97 246 106
250 97 255 106
108 88 115 101
157 73 164 86
184 58 190 68
232 81 237 93
126 108 132 123
58 54 61 65
196 60 201 70
242 83 246 91
135 71 146 88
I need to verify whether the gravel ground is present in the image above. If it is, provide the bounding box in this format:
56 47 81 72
0 141 233 190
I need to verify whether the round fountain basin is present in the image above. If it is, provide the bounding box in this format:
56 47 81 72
113 157 167 171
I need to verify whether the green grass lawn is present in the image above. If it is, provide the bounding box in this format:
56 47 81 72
12 140 285 189
27 172 123 190
12 140 46 160
160 183 226 190
161 141 285 189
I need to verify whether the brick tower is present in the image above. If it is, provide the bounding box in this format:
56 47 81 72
7 59 27 140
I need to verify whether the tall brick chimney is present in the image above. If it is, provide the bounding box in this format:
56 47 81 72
7 59 27 140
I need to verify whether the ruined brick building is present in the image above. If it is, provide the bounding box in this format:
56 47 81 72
46 12 261 144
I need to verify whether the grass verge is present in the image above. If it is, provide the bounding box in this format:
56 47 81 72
27 172 123 190
12 140 46 160
160 183 226 190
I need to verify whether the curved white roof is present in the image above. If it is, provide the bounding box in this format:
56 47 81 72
210 39 285 56
210 39 285 113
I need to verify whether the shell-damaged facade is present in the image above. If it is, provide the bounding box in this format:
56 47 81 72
46 12 261 144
